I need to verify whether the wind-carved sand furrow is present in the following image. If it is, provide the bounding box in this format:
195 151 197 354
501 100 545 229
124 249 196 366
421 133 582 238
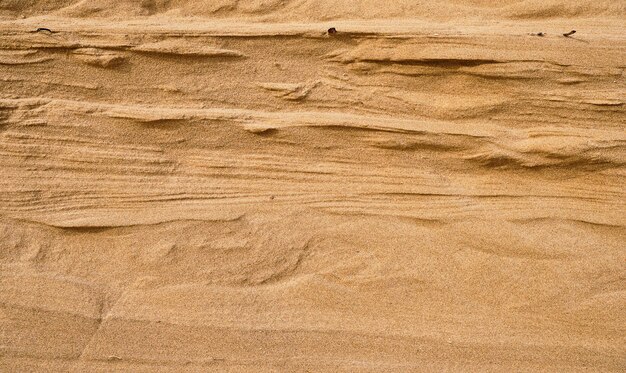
1 132 167 152
256 81 320 101
460 242 571 261
0 144 171 164
582 100 624 107
1 133 168 154
511 217 626 229
466 138 626 170
332 54 562 71
0 49 53 65
309 197 625 226
71 48 127 68
5 216 244 231
340 56 504 68
132 40 246 58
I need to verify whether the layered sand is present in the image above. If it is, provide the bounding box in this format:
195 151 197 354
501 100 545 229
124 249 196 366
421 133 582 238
1 1 625 371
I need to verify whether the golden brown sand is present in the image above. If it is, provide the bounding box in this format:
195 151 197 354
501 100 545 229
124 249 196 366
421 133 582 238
1 1 625 372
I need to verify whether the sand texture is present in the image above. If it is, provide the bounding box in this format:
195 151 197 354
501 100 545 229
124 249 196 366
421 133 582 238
1 1 625 372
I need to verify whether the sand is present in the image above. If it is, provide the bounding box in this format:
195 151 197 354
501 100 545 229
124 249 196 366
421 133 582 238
0 1 625 372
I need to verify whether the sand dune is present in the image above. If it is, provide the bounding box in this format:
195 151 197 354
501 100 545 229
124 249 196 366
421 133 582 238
1 1 625 372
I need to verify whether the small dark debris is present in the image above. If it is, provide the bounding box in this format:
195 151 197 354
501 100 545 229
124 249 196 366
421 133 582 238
563 30 576 37
530 32 545 37
34 27 57 34
328 27 337 35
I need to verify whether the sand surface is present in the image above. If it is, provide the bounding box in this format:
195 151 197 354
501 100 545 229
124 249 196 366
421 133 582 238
1 1 625 372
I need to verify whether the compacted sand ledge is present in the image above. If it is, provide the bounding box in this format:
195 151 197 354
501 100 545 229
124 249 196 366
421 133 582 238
0 1 625 372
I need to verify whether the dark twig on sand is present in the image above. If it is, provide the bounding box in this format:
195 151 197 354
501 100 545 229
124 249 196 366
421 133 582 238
563 30 576 37
34 27 58 33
